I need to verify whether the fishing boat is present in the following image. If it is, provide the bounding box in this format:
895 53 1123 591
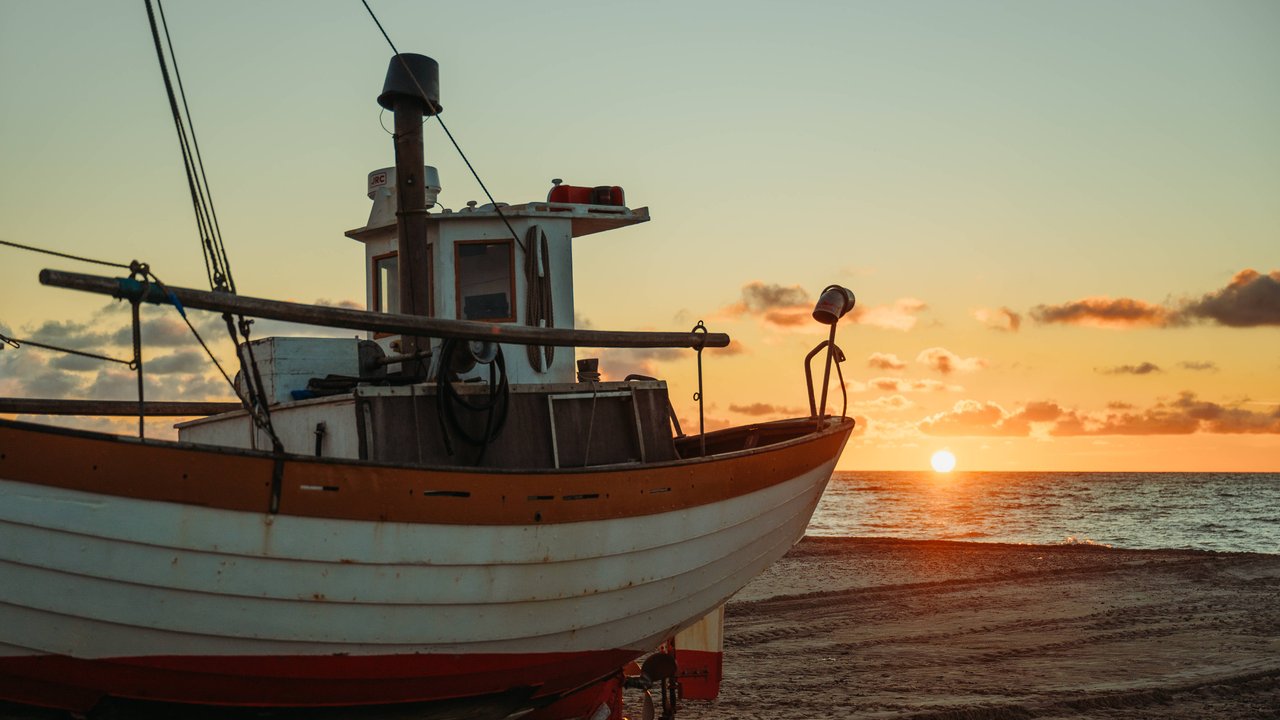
0 14 856 719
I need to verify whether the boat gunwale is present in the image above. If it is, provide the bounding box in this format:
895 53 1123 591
0 414 852 476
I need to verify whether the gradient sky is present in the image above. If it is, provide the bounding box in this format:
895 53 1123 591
1 1 1277 470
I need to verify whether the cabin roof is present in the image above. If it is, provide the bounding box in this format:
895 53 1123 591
345 202 650 243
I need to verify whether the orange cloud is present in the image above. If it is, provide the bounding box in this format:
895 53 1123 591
1180 269 1280 327
859 394 914 411
591 347 684 381
709 339 747 356
739 282 810 312
917 394 1280 438
728 402 803 417
867 352 906 371
916 347 987 375
867 377 958 393
1030 297 1174 329
719 282 812 328
918 399 1030 436
845 298 927 331
1098 362 1162 375
973 307 1021 332
1031 269 1280 330
722 282 927 332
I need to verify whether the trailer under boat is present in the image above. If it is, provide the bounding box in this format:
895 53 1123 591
0 32 860 720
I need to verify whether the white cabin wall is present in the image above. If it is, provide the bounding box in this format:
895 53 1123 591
177 397 359 458
352 208 615 386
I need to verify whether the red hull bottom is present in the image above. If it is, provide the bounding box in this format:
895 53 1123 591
0 650 640 715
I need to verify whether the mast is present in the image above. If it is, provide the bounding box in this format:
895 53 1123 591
377 54 441 373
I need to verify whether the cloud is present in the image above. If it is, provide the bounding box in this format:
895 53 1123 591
0 303 239 407
845 298 927 331
591 347 684 381
859 394 914 411
1179 269 1280 327
973 307 1021 332
719 282 812 327
1179 360 1218 372
740 282 809 312
709 340 747 356
314 298 363 310
728 402 802 417
48 354 111 372
146 350 208 375
14 366 89 398
867 352 906 371
916 347 987 375
918 399 1031 436
1098 362 1162 375
722 282 926 331
1051 392 1280 436
915 394 1280 438
20 318 113 348
1031 297 1174 329
867 377 959 393
1031 269 1280 330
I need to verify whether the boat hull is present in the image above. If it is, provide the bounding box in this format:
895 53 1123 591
0 418 851 713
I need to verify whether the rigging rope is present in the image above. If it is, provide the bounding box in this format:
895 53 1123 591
144 0 231 292
0 238 240 399
156 0 235 293
0 239 131 270
524 225 554 371
359 0 526 253
144 0 280 453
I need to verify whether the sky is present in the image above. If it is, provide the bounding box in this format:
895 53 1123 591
1 0 1277 471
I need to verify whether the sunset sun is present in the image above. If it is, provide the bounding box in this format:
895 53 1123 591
931 450 957 473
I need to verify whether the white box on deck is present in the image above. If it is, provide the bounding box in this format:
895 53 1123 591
236 337 360 406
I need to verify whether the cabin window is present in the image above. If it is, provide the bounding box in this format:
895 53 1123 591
372 252 399 314
373 250 433 317
455 240 515 322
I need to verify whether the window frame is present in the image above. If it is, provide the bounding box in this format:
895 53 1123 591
371 249 432 338
453 238 516 323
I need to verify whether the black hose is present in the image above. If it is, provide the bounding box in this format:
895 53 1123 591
435 339 510 462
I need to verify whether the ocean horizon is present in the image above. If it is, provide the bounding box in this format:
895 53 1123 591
809 470 1280 554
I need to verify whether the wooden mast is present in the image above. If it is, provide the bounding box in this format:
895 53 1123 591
379 54 439 372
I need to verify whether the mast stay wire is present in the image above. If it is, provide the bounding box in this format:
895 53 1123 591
155 0 236 294
0 239 131 271
359 0 527 253
0 239 239 399
144 0 281 453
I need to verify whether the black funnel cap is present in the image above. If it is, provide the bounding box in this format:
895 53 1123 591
378 54 441 114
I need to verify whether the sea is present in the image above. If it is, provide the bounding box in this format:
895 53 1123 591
808 471 1280 554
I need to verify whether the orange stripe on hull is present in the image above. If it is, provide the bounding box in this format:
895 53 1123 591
0 418 851 525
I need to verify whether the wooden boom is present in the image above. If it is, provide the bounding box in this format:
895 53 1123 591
0 399 240 416
38 269 731 350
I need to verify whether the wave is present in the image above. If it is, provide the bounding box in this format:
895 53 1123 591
1055 535 1115 548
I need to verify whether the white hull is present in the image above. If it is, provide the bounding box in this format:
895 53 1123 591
0 459 833 659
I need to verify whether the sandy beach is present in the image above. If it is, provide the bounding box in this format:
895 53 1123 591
2 538 1276 720
677 537 1280 719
